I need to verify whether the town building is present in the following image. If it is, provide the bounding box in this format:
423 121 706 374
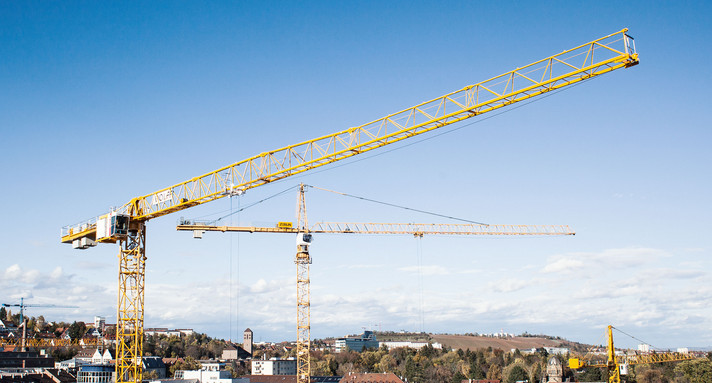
143 356 167 379
221 343 251 361
77 364 114 383
243 376 341 383
144 328 195 337
546 356 563 383
55 357 88 369
0 368 76 383
173 362 248 383
90 349 113 365
243 329 253 356
335 331 378 353
251 358 297 376
0 351 54 369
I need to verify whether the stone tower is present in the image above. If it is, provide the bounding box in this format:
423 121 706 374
243 328 253 355
546 356 563 383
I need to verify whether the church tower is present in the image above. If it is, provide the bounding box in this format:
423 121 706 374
243 328 253 355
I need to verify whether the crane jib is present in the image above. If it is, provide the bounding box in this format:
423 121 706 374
61 28 637 245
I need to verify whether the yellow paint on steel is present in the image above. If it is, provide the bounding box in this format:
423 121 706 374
61 28 637 243
0 338 99 348
60 29 639 383
178 223 575 236
115 223 146 383
569 325 696 383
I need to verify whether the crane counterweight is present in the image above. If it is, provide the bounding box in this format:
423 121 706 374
61 29 639 383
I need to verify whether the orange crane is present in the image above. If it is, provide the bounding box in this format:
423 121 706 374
60 29 638 383
569 325 696 383
177 183 575 382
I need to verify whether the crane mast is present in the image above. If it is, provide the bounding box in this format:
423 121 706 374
178 183 575 383
295 184 312 383
569 325 696 383
60 29 638 383
1 298 77 352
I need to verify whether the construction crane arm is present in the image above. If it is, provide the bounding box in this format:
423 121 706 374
177 221 575 236
569 325 696 383
62 28 636 245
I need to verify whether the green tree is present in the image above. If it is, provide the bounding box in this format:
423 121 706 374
487 363 502 381
674 359 712 383
637 367 667 383
506 365 529 383
169 356 201 377
575 367 603 381
452 370 466 383
0 307 6 320
67 321 86 340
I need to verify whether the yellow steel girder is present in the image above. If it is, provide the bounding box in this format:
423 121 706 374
61 28 637 243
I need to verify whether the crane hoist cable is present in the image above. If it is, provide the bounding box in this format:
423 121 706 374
61 29 639 383
306 184 488 225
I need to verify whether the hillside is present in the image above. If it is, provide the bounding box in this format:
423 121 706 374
431 334 579 352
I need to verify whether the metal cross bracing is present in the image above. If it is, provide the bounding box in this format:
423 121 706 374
115 223 146 383
178 222 575 236
61 28 637 242
177 183 576 383
60 29 638 383
569 325 696 383
1 298 78 352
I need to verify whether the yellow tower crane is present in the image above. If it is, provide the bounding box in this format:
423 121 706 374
569 325 696 383
178 183 576 383
60 29 638 383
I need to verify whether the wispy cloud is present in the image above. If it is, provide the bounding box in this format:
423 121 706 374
398 265 449 276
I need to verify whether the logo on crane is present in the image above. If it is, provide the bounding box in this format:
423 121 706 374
151 190 173 205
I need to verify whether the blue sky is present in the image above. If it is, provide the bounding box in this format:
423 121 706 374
1 1 711 350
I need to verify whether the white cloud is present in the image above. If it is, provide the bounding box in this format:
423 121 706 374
4 264 22 279
488 278 532 293
398 265 449 276
543 247 669 276
543 257 584 274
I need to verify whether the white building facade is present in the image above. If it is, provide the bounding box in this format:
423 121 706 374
251 358 297 376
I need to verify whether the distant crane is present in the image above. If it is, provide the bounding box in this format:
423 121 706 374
178 183 576 382
61 29 638 383
1 297 78 352
569 325 696 383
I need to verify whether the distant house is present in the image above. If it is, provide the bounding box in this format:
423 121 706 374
0 319 18 338
91 349 114 364
56 357 89 369
221 343 251 361
59 329 72 340
143 356 167 379
144 328 192 337
86 327 102 337
0 319 17 330
74 348 96 363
